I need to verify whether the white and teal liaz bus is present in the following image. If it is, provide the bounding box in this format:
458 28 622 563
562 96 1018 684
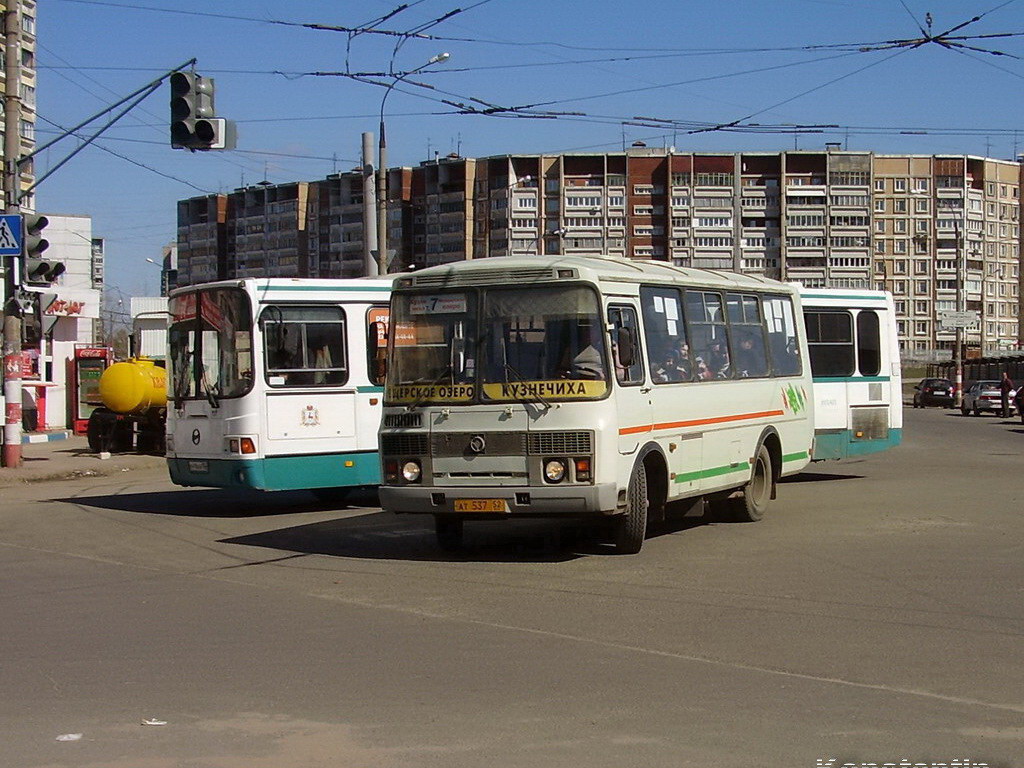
377 256 815 554
166 277 392 498
798 287 902 461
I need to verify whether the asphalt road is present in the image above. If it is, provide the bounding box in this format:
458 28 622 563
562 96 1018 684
1 406 1022 768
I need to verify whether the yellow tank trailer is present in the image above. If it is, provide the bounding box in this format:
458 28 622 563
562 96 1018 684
87 358 167 453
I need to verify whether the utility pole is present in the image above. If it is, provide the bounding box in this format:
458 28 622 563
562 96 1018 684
2 4 23 467
361 132 378 276
953 218 963 409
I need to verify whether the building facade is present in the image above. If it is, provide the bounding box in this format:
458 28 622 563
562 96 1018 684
175 149 1022 358
0 0 37 211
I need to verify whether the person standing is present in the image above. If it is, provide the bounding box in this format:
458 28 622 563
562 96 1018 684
999 371 1015 418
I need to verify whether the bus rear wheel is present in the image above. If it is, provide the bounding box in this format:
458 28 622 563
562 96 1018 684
709 444 773 523
435 515 464 552
735 444 773 522
615 461 648 554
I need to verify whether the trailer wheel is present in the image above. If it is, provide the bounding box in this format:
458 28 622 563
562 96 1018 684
87 408 115 452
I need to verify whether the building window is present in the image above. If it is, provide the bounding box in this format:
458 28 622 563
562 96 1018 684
894 199 907 213
874 179 885 192
696 216 731 228
894 179 907 192
874 199 886 213
695 172 733 186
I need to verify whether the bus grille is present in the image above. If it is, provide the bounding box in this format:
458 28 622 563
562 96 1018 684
411 267 557 287
381 433 429 455
383 412 422 428
431 432 528 457
527 431 593 455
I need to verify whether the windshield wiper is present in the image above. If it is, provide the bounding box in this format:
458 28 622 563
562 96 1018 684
200 365 220 409
405 364 455 411
502 362 553 412
172 349 191 410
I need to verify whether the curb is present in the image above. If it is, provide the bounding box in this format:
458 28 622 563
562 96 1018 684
22 431 72 444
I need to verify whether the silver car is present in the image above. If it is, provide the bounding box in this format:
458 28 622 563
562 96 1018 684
960 380 1017 416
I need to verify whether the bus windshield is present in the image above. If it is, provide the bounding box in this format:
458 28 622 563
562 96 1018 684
168 287 253 404
386 285 608 405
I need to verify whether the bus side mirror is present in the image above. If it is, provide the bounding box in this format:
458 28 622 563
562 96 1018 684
616 327 635 368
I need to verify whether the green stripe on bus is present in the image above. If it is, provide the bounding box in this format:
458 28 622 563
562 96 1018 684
672 450 809 484
356 385 384 393
812 376 891 383
268 285 389 292
674 462 750 484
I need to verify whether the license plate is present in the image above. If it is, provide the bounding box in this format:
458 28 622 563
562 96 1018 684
934 389 947 394
188 460 209 473
454 498 507 513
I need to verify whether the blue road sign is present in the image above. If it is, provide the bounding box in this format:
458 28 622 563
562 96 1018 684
0 214 23 255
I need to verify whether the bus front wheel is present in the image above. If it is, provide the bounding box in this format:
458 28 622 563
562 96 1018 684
615 462 648 554
435 515 464 552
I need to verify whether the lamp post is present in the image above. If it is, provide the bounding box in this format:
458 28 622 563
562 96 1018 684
376 52 450 275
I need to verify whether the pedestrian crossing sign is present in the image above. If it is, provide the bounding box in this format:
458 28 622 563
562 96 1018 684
0 214 22 255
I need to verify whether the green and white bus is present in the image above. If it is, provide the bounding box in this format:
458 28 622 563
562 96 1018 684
377 256 815 554
798 287 902 461
166 277 392 498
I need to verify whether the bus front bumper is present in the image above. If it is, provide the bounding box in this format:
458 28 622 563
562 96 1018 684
380 483 619 517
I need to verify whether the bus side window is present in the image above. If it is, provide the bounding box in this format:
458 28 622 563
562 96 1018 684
640 286 691 384
804 309 853 377
726 293 769 378
607 305 644 385
764 295 802 376
856 310 881 376
685 290 731 380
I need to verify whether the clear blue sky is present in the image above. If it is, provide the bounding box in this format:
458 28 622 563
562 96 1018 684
39 0 1024 299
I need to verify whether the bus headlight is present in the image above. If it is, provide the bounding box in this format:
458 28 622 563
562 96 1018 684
544 459 567 483
402 460 422 483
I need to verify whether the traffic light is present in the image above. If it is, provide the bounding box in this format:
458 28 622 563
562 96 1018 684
170 72 236 150
22 214 65 286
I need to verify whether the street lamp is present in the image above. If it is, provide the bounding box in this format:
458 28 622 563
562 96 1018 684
376 52 451 275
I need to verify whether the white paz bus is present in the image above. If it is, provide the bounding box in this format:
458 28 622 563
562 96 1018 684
166 277 392 498
378 256 814 554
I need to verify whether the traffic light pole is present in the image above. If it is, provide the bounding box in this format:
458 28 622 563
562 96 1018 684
2 6 23 467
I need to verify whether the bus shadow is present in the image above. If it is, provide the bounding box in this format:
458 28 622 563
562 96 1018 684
54 487 381 518
218 506 714 564
219 514 594 563
782 471 863 484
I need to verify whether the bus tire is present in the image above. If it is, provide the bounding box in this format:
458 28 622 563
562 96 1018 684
733 444 773 523
615 461 648 554
435 515 464 552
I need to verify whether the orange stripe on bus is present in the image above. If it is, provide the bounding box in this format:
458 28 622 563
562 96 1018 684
619 409 785 436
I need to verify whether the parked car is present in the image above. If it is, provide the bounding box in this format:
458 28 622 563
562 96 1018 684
960 380 1017 416
913 378 955 408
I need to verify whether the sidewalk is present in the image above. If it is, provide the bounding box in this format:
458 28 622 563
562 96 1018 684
0 435 166 487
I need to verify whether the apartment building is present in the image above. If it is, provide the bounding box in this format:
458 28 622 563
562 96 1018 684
174 149 1023 357
0 0 37 211
872 155 1020 357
